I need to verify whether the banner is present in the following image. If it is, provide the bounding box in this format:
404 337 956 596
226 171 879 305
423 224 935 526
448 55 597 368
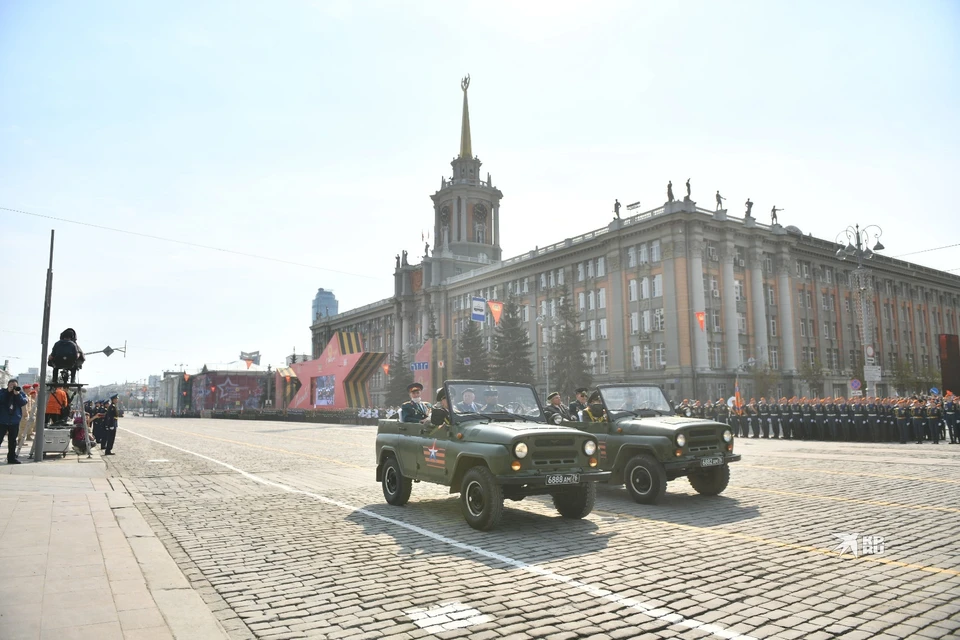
240 350 261 366
471 297 486 322
695 311 705 332
488 300 504 325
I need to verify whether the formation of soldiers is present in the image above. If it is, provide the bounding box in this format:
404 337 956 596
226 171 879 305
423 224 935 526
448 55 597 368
82 395 121 455
675 394 959 444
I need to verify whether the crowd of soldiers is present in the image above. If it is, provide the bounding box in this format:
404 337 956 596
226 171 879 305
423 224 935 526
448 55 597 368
82 395 121 455
675 394 959 444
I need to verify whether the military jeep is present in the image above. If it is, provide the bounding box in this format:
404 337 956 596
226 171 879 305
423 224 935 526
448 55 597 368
571 384 741 504
376 380 610 531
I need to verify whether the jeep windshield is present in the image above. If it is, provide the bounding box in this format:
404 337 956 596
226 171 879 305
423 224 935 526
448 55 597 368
447 382 544 424
599 385 673 418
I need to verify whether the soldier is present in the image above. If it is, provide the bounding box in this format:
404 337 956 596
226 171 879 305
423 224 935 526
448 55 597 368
480 388 506 412
716 399 730 425
400 383 430 424
677 399 692 418
455 388 480 413
852 397 866 442
895 399 910 444
824 397 837 440
836 397 848 441
543 391 572 424
945 393 958 444
813 398 825 440
910 399 925 444
927 398 941 444
745 398 758 437
730 401 745 438
692 400 704 419
101 393 121 456
582 391 607 422
430 388 452 428
757 397 771 438
569 388 589 422
704 399 717 422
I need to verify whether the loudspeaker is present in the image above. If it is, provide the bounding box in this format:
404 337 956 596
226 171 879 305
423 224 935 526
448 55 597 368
939 334 960 395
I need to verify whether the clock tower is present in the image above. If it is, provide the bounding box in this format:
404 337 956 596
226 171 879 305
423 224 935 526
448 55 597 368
430 75 503 265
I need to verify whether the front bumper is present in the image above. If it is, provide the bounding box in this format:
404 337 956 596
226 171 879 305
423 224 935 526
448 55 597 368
495 470 611 485
664 453 741 472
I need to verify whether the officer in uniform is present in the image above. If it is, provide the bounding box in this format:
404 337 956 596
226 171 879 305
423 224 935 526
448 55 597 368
704 399 717 422
945 394 958 444
895 399 910 444
756 397 769 438
927 398 941 444
745 398 758 437
400 383 430 424
910 399 925 444
480 388 506 412
543 392 572 424
677 399 692 418
822 397 836 440
582 391 607 422
851 397 865 442
102 394 121 455
716 399 729 426
430 388 452 428
569 388 589 422
835 397 848 441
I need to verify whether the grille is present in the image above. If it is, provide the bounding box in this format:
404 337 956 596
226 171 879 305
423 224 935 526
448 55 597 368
533 453 577 466
685 427 720 452
536 438 574 447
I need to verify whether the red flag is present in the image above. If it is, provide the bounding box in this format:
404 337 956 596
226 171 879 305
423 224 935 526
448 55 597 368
695 311 706 331
382 363 390 376
734 377 743 412
488 300 504 325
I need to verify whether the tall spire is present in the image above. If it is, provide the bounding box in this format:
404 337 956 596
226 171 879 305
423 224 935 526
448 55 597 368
459 74 472 159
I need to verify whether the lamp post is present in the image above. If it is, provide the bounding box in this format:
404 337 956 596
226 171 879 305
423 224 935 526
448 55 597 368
536 315 559 398
835 224 885 398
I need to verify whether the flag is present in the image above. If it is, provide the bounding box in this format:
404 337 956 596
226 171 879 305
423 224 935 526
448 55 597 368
488 300 504 325
695 311 705 332
734 377 743 413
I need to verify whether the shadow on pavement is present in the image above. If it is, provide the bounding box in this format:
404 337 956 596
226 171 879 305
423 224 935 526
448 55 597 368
347 496 616 569
594 483 762 527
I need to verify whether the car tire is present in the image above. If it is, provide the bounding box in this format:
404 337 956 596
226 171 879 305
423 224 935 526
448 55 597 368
553 482 596 519
688 464 730 496
381 456 412 506
624 454 667 504
460 466 504 531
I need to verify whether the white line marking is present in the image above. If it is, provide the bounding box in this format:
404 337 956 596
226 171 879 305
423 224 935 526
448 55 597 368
405 601 492 633
147 459 170 462
122 427 758 640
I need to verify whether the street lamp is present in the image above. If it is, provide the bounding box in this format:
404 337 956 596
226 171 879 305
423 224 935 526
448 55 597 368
536 315 559 398
835 224 884 397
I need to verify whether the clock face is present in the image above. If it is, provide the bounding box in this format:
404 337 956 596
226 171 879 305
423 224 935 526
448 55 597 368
474 203 487 222
440 206 449 223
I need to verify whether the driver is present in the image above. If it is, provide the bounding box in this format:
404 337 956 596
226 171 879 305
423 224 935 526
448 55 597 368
455 388 480 412
582 390 607 422
543 391 571 424
480 388 505 412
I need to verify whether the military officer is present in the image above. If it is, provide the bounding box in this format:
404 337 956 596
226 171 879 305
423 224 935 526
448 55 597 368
926 398 941 444
895 399 910 444
544 392 572 424
910 399 925 444
756 397 769 438
101 394 121 456
704 399 717 422
945 394 958 444
569 388 589 422
480 388 506 412
582 391 607 422
455 388 480 413
400 383 430 424
716 399 730 425
430 388 452 428
744 398 758 438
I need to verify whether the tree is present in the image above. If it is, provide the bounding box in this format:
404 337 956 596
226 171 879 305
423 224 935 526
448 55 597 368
458 318 489 380
914 364 941 395
386 350 414 406
891 357 913 396
425 307 441 340
750 366 781 401
798 358 824 398
550 284 591 396
491 299 535 383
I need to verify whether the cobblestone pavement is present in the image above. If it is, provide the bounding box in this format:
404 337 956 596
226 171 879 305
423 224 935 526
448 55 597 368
106 417 960 640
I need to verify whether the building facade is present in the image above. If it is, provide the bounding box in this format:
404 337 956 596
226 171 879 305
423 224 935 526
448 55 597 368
312 288 339 324
312 80 960 405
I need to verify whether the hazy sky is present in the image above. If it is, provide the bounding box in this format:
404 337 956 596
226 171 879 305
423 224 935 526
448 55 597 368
1 0 958 385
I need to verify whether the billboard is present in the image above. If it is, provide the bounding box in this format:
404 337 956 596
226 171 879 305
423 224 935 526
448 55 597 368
283 332 387 410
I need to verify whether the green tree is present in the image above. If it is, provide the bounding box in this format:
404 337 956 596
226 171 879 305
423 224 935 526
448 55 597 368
891 357 914 395
425 308 440 340
798 358 824 398
750 366 781 401
386 350 414 406
914 364 941 395
550 284 591 396
458 318 489 380
491 299 535 383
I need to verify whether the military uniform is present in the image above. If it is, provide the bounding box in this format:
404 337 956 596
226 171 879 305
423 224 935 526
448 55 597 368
102 396 120 455
544 392 571 424
910 402 925 444
400 383 429 423
945 396 958 444
926 402 941 444
895 401 910 444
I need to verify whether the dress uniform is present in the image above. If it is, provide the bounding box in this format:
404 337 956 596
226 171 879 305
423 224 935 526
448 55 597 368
430 388 452 427
716 399 729 425
544 392 572 424
400 383 429 423
895 400 910 444
569 388 589 422
102 394 120 455
945 395 958 444
910 401 925 444
582 391 607 422
744 399 758 438
926 400 941 444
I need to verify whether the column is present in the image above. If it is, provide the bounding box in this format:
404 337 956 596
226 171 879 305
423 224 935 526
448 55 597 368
606 251 626 377
777 250 797 372
721 241 739 370
661 228 684 369
394 305 403 356
749 247 769 365
689 231 709 371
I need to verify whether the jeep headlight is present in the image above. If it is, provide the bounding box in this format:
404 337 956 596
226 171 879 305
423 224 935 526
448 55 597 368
723 429 733 443
675 434 686 447
583 440 597 456
514 442 528 459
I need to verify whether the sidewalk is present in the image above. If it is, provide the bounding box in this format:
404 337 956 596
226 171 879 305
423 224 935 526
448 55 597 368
0 448 229 640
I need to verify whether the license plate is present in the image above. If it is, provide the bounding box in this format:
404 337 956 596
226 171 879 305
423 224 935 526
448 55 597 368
700 456 723 467
546 473 580 485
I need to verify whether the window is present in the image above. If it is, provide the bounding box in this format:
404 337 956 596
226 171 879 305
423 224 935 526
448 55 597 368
797 290 804 308
577 262 584 281
630 312 639 334
767 285 776 306
770 317 777 337
711 345 723 369
654 308 665 331
588 320 596 341
550 299 557 317
599 350 609 374
548 271 555 288
629 279 637 301
599 318 607 339
589 351 598 374
540 273 547 290
822 293 829 311
579 321 585 334
642 310 651 333
764 257 774 273
523 278 529 293
586 260 594 278
802 263 810 279
770 347 780 370
522 305 529 322
825 267 833 284
796 261 802 277
587 291 595 310
641 277 650 299
737 312 747 334
578 292 585 311
735 280 745 301
540 300 547 317
627 247 636 267
710 276 719 294
711 310 721 332
651 240 661 262
806 292 812 308
639 243 648 264
632 345 642 370
643 346 652 369
557 269 564 285
475 224 485 243
596 257 605 277
598 288 606 309
656 343 666 365
653 274 663 298
738 346 746 368
823 322 830 339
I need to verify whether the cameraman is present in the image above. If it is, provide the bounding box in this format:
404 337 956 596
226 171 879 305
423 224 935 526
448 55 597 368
1 379 28 464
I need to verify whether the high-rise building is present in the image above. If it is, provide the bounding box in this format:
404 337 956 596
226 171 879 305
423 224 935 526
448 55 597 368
312 289 339 324
311 77 960 405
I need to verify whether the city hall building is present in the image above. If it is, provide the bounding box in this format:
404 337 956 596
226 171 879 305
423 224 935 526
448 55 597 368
312 79 960 406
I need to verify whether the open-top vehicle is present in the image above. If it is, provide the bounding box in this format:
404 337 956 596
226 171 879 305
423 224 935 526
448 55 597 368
571 384 741 504
376 380 610 530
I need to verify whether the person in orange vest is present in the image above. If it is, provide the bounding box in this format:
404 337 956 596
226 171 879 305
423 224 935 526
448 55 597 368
45 385 69 425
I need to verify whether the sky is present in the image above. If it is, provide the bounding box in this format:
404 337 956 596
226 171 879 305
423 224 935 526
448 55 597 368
1 0 958 385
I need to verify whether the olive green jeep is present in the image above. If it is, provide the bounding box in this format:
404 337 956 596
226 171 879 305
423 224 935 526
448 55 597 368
569 384 741 504
376 380 610 530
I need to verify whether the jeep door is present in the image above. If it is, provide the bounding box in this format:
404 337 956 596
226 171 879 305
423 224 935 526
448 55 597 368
417 423 453 483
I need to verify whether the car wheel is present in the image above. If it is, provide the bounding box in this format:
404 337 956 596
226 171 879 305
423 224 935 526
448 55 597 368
624 454 666 504
553 482 596 519
460 466 504 531
381 456 412 506
688 464 730 496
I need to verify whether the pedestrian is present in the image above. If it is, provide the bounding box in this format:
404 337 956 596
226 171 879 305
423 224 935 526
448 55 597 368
16 384 38 450
101 393 121 455
1 379 28 464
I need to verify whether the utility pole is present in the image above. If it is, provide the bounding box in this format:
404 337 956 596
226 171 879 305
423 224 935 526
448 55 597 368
33 231 55 462
836 224 885 397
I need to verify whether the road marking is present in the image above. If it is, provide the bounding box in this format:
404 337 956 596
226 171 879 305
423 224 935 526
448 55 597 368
590 508 960 577
731 485 960 514
740 464 960 485
124 424 366 470
405 601 492 633
147 459 170 463
122 428 758 640
159 420 362 448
